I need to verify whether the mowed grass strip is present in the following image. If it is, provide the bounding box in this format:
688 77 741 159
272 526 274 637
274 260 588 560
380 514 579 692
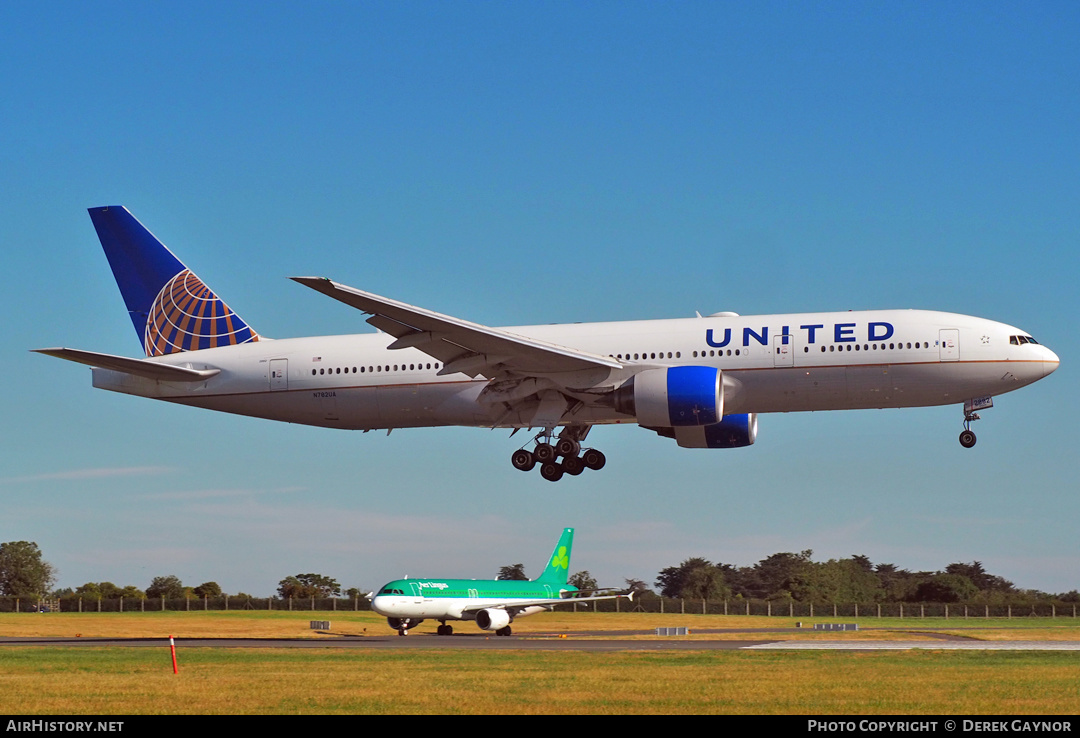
0 648 1078 714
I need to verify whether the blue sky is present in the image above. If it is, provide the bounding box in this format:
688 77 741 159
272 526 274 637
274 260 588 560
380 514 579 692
3 2 1077 597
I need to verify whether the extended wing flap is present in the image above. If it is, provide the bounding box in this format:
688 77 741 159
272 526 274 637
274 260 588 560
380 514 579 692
291 277 621 377
33 348 220 382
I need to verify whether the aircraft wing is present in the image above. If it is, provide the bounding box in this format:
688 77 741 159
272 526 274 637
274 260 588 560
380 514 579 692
291 277 621 379
32 348 221 382
458 590 632 615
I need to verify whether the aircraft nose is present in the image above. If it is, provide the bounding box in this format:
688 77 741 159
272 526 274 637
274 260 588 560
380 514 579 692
1041 346 1060 377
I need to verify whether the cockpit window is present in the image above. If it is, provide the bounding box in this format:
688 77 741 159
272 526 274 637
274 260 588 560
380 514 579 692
1010 335 1039 345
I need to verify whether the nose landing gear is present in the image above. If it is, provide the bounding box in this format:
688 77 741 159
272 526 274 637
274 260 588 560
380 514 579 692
511 426 606 481
959 397 993 448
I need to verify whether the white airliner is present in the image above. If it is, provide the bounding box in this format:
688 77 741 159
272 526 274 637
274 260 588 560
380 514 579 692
370 527 626 636
36 207 1059 481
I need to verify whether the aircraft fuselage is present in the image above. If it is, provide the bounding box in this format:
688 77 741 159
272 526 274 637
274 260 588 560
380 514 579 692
91 308 1058 431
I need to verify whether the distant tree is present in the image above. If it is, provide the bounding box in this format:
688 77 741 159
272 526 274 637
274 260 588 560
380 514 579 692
914 574 979 603
497 564 528 581
193 582 222 598
277 573 341 599
0 541 57 597
746 551 814 600
76 582 143 599
945 562 1014 594
345 587 364 599
568 570 598 594
681 564 730 601
655 558 730 599
146 575 185 599
788 558 884 604
1059 590 1080 603
624 578 650 594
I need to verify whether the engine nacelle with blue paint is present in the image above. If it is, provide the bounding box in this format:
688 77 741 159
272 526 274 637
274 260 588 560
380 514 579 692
613 366 723 427
649 413 758 448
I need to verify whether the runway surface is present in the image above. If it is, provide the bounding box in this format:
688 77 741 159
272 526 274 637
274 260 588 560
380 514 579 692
3 632 1079 651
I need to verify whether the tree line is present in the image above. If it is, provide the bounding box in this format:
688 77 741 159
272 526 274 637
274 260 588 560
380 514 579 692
2 539 1077 605
653 551 1080 605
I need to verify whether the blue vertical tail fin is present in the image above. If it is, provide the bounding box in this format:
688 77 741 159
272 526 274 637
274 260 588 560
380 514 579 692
88 206 259 357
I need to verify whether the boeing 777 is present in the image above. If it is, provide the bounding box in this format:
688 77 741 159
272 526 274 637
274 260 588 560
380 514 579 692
370 527 625 635
36 207 1059 481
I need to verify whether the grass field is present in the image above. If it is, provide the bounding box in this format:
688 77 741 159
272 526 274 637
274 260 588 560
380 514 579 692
2 611 1079 714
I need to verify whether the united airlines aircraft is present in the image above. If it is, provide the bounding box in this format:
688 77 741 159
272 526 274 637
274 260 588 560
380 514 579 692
371 527 625 636
36 207 1059 481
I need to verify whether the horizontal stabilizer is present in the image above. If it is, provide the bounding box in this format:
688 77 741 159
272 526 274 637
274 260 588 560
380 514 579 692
32 348 220 382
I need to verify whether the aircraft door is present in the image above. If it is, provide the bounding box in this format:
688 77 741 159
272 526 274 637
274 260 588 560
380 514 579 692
269 359 288 391
939 330 959 362
409 582 423 603
773 333 793 367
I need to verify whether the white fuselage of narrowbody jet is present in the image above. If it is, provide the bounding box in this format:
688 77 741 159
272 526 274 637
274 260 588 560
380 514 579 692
89 309 1059 431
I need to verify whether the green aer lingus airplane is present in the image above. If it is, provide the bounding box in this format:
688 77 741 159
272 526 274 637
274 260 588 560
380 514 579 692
370 527 629 636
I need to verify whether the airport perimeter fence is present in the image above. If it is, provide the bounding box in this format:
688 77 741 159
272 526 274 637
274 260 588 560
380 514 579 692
0 595 375 613
558 596 1080 619
2 595 1078 618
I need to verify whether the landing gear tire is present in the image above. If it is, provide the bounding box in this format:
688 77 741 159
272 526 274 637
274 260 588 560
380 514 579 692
511 449 536 472
496 626 512 637
398 629 408 636
540 462 564 482
555 438 580 457
534 443 557 463
582 448 606 470
437 624 453 636
959 430 977 448
562 455 585 476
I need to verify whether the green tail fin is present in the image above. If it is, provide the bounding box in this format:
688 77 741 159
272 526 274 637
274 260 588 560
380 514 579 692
536 528 574 584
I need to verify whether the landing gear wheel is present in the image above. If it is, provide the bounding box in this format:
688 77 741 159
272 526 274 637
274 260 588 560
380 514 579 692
555 438 580 457
511 449 536 472
496 626 512 637
437 624 453 636
562 455 585 475
398 629 408 636
582 449 606 470
540 462 564 482
959 430 977 448
534 443 556 463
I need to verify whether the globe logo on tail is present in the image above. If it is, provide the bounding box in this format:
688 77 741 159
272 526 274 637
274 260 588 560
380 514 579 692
144 270 259 356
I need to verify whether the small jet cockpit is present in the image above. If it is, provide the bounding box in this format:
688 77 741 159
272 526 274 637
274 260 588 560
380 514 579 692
1010 335 1040 345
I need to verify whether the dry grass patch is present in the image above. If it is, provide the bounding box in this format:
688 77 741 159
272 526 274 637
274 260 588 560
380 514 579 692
0 611 385 639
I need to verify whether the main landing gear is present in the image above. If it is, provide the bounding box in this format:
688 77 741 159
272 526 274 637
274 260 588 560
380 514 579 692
511 426 606 482
436 621 454 636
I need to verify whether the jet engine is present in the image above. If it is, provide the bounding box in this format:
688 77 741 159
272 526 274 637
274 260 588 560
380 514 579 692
387 617 424 631
612 366 722 427
650 413 758 448
475 608 512 632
